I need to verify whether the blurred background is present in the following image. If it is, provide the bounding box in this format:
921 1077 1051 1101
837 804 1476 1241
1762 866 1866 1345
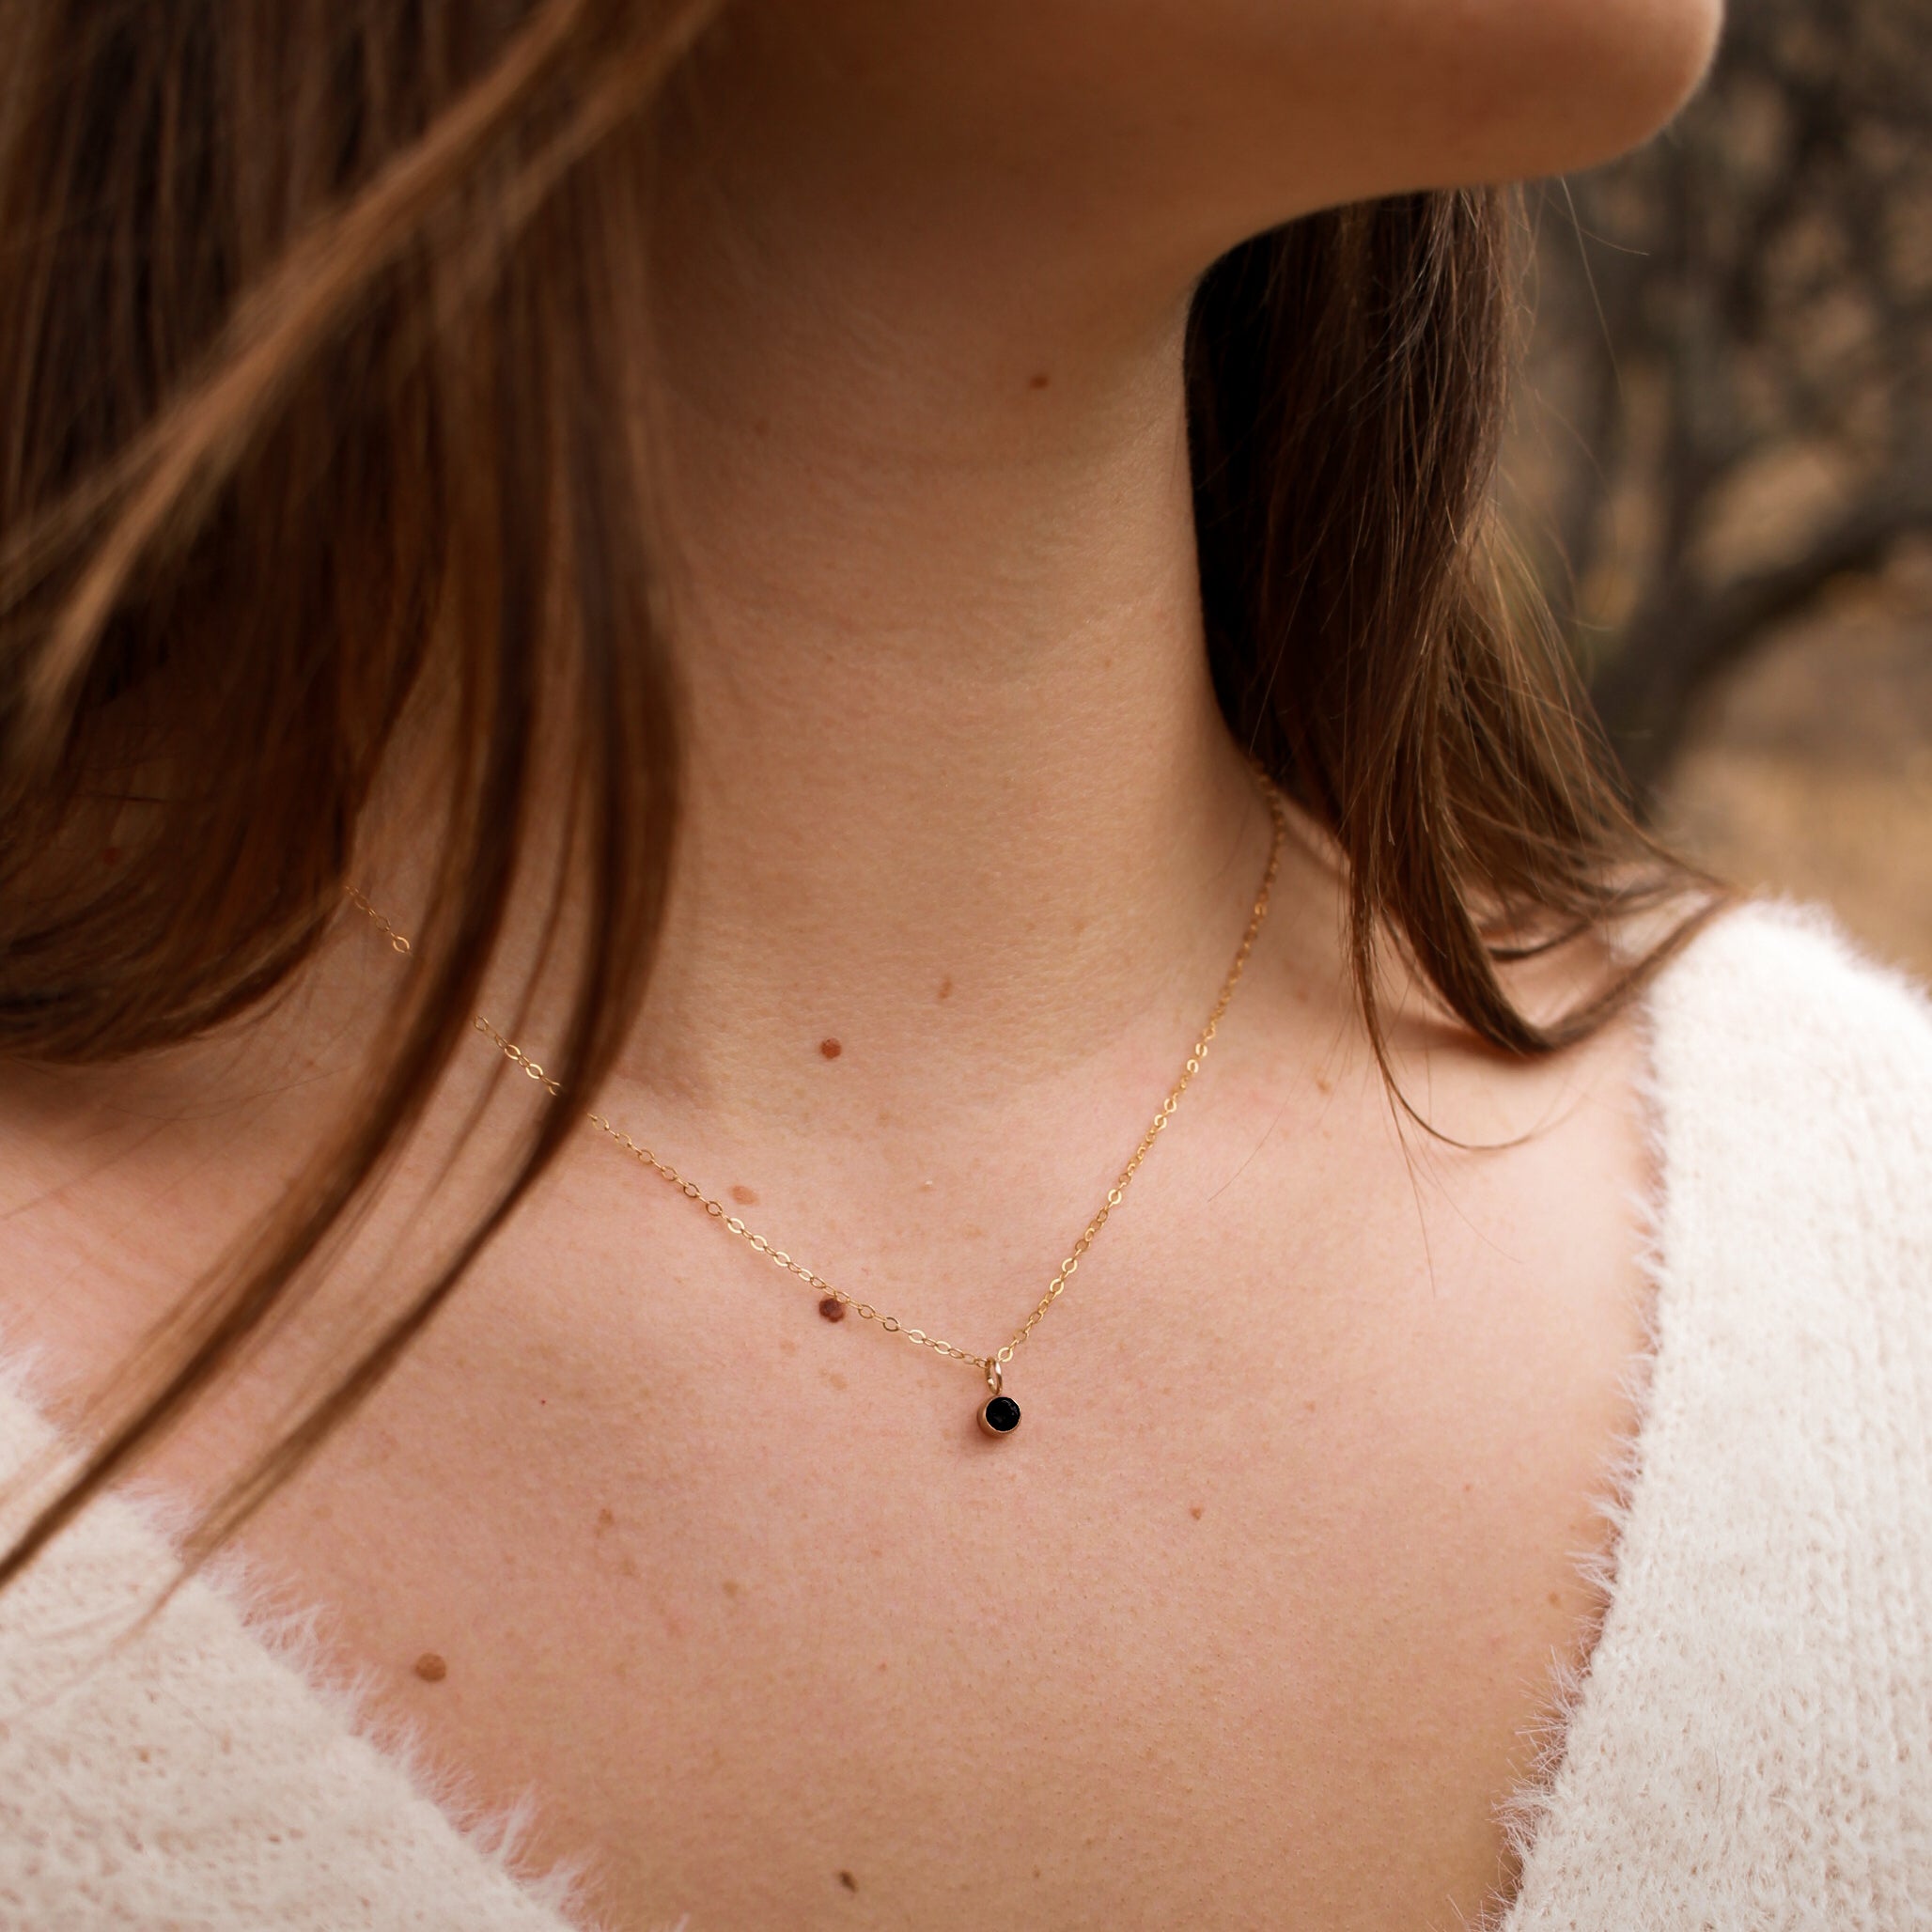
1508 0 1932 977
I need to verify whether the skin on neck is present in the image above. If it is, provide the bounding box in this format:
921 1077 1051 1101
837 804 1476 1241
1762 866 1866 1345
586 0 1722 1138
639 397 1271 1115
631 132 1270 1130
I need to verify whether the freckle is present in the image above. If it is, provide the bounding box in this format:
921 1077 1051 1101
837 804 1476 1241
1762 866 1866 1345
731 1184 757 1205
595 1506 615 1535
1304 1398 1317 1412
1027 372 1050 390
818 1296 847 1322
878 1659 888 1672
620 1554 640 1579
722 1579 740 1598
1190 1503 1205 1520
1463 1480 1474 1492
838 1870 858 1893
413 1653 448 1683
753 416 770 436
937 975 953 1000
819 1037 842 1060
780 1336 798 1354
1314 1072 1334 1094
827 1370 848 1391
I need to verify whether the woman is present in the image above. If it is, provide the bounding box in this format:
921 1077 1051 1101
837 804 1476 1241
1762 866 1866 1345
1 1 1927 1926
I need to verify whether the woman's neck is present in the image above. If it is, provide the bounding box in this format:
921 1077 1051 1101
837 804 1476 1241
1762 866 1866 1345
623 72 1277 1128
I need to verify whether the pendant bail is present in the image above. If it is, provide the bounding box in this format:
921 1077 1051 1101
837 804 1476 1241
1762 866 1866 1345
985 1358 1003 1397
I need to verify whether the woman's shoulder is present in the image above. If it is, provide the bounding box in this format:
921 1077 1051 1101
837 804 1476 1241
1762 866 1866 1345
1502 895 1932 1928
1648 894 1932 1193
1641 881 1932 1388
1642 890 1931 1409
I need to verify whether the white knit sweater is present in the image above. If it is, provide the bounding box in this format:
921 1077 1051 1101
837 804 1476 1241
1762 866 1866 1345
0 898 1927 1930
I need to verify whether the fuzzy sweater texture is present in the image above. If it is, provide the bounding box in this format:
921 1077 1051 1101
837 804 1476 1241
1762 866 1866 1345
0 898 1927 1930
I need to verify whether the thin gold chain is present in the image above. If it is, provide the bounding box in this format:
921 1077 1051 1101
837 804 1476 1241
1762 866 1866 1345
348 776 1287 1382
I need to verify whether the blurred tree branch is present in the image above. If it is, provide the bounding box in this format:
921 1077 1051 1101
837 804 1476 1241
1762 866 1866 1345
1514 0 1932 794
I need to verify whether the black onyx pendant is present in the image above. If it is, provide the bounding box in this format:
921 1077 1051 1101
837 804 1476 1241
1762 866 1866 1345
979 1394 1021 1436
977 1363 1021 1437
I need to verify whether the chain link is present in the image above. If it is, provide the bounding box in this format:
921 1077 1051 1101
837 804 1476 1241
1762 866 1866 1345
342 885 412 955
350 774 1287 1381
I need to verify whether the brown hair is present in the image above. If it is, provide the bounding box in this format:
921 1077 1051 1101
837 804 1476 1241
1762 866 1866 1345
0 0 1707 1589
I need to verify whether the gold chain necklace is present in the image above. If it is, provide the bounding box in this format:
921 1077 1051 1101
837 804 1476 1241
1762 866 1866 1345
348 775 1286 1438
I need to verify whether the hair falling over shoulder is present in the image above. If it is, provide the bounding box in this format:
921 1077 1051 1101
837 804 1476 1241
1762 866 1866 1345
0 0 1713 1590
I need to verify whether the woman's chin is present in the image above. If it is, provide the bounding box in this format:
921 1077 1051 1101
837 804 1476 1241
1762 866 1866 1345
1457 0 1726 182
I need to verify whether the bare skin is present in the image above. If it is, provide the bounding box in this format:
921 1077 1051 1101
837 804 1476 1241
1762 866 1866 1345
0 0 1722 1925
1 843 1657 1931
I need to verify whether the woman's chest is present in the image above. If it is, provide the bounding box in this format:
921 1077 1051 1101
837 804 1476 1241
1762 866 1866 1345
223 1127 1649 1932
